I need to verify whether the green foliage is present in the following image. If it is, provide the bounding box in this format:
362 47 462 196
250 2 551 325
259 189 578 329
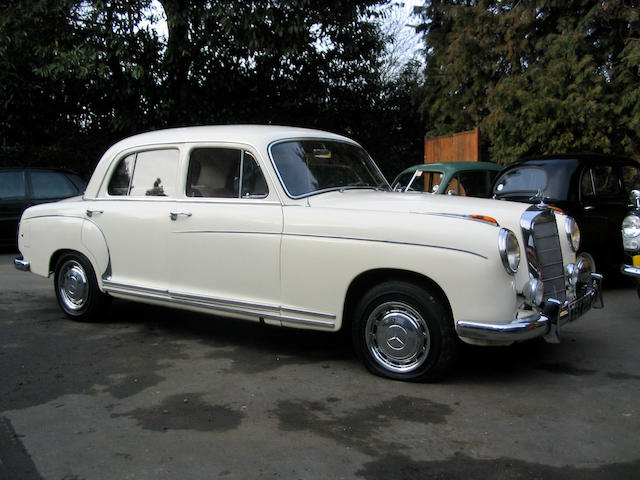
415 0 640 163
0 0 423 178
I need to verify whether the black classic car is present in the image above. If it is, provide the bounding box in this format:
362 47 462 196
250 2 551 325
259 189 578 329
621 190 640 297
0 168 86 248
493 154 640 275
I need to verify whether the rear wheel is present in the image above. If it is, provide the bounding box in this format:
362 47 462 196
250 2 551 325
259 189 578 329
54 253 109 321
352 281 458 382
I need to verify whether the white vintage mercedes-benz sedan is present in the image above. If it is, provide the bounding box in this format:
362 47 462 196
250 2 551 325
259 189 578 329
14 125 603 381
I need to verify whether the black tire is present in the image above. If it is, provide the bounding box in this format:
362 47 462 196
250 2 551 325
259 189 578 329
54 252 110 321
351 280 458 382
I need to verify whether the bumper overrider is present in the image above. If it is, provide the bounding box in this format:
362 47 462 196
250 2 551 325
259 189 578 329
621 253 640 278
456 273 603 343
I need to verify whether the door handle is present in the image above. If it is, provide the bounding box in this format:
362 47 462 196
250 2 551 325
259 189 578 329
86 209 103 217
170 212 192 221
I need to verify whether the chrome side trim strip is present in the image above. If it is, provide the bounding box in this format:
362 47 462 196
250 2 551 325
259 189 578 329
278 315 336 328
283 232 488 259
170 290 281 315
101 280 336 328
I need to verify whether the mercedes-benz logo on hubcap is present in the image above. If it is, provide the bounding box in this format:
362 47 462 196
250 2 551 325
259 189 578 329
386 325 407 351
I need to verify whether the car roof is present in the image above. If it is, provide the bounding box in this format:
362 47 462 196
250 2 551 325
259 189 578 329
103 125 355 154
86 125 360 198
399 161 501 176
0 167 83 175
508 153 638 168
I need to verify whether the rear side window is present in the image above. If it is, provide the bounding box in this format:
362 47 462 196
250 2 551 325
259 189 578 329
31 171 77 199
621 165 640 192
0 171 26 199
450 171 499 197
107 149 180 197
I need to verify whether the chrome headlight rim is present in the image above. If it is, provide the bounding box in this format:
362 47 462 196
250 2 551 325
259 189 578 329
565 217 580 252
498 228 521 275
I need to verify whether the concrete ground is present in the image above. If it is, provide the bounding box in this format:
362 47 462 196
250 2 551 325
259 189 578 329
1 253 639 480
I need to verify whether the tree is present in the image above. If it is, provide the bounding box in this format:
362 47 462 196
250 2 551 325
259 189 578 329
415 0 640 163
1 0 423 177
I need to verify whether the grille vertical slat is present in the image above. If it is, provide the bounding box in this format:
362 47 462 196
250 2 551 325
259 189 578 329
523 209 566 303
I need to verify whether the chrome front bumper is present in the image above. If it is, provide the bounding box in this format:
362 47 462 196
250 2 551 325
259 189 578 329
621 264 640 278
14 257 30 272
456 273 603 343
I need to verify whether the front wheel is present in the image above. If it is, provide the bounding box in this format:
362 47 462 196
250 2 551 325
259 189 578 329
352 281 458 382
54 253 109 321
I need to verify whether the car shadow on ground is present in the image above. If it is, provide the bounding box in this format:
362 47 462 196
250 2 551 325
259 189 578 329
100 291 627 383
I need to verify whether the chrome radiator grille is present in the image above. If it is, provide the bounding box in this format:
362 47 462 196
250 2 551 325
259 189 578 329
522 208 566 303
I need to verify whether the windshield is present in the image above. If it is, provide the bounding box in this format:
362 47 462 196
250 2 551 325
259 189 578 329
494 167 551 199
271 140 389 198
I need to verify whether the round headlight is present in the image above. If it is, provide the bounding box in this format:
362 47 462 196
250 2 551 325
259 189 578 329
622 214 640 251
498 229 520 275
565 217 580 252
622 215 640 238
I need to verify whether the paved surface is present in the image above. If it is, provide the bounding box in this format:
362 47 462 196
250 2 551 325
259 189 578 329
1 253 639 480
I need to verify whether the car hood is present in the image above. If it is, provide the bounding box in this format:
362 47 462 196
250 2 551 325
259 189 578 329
306 189 532 227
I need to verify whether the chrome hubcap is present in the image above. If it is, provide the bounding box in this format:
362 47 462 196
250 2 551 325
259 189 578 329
365 301 430 373
59 261 89 311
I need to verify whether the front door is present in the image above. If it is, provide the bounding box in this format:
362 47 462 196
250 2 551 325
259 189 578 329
167 147 282 321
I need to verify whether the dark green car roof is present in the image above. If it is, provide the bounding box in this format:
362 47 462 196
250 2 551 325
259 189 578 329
396 161 502 177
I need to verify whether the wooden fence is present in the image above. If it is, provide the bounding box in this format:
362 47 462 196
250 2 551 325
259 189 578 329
424 127 481 164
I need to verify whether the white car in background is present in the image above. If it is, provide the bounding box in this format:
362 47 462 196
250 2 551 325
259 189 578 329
14 125 602 381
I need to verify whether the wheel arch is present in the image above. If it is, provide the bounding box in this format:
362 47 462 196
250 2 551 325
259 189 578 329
49 248 105 291
341 268 453 332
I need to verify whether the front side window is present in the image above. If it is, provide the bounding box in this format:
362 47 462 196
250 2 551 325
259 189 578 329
0 171 26 199
271 140 388 198
186 148 268 199
31 171 77 199
581 166 622 198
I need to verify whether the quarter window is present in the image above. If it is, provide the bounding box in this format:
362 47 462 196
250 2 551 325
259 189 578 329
187 148 268 199
108 154 135 196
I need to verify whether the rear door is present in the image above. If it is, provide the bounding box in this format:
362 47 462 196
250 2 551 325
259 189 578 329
0 170 27 246
87 148 180 292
